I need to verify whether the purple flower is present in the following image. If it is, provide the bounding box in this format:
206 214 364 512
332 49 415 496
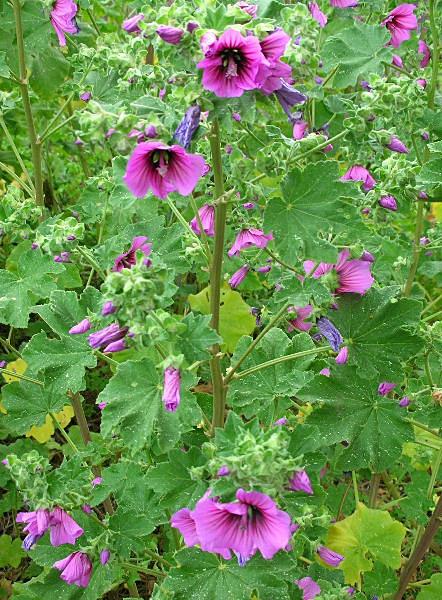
275 80 307 121
102 301 117 316
49 507 84 546
217 466 230 477
255 30 292 95
190 204 215 237
31 242 39 249
273 417 288 426
105 128 117 139
50 0 79 47
287 305 313 333
100 549 110 565
122 13 144 34
123 141 207 199
79 91 92 102
103 339 126 353
236 1 258 18
378 382 396 396
113 236 152 271
69 318 92 335
228 228 273 258
379 195 398 211
381 4 417 48
422 132 430 141
53 552 92 588
174 105 201 149
289 470 314 495
198 29 265 98
320 368 331 377
54 251 70 263
419 236 430 246
330 0 358 6
88 323 128 350
229 265 250 289
243 202 255 210
145 124 158 138
347 587 356 597
361 250 375 263
341 165 376 191
335 346 349 364
392 54 404 68
187 21 199 33
318 545 344 567
200 31 218 57
225 144 233 154
82 504 92 514
257 265 271 274
98 402 107 411
296 577 321 600
0 361 6 369
92 477 102 487
418 40 431 68
66 234 76 241
417 78 427 88
74 137 84 146
17 509 51 550
156 25 184 45
360 80 371 90
317 317 343 352
162 367 181 412
305 249 374 295
293 119 309 140
387 136 409 154
232 112 242 122
309 3 328 28
399 396 410 407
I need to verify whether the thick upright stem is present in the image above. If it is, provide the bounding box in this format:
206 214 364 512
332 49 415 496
208 119 227 430
403 202 424 297
368 473 381 508
428 0 440 109
12 0 44 209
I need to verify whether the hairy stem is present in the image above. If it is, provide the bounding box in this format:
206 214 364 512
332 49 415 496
232 346 329 380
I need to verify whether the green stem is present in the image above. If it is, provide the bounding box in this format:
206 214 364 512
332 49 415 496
403 202 424 297
289 129 348 165
352 471 360 505
40 113 78 142
224 302 290 385
336 480 352 520
127 582 140 597
208 119 227 430
0 161 34 196
87 8 101 35
12 0 44 210
428 0 440 109
0 116 34 189
50 412 79 453
382 471 401 500
407 419 440 437
423 292 442 314
144 548 173 568
0 368 43 386
265 247 302 276
166 198 207 259
232 346 329 380
382 60 414 79
0 336 22 358
95 350 119 367
368 473 381 508
423 309 442 322
122 562 166 578
76 246 106 279
424 353 435 389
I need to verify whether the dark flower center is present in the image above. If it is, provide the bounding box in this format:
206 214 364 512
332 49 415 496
221 49 243 79
151 150 170 176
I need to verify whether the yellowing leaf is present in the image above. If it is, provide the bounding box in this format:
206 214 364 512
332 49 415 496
189 284 255 353
25 405 75 444
0 400 6 415
2 358 28 383
326 503 406 586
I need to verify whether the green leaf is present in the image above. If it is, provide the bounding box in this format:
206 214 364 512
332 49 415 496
30 47 70 98
130 95 167 116
417 574 442 600
322 22 392 88
264 161 363 263
417 157 442 192
297 365 413 471
22 332 96 396
329 287 424 379
108 508 160 559
161 548 290 600
228 328 316 414
0 250 63 328
179 313 222 363
189 284 256 353
326 503 406 586
0 534 25 568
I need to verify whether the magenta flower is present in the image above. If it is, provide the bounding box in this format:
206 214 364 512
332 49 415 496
341 165 376 191
102 301 117 316
392 54 404 68
228 228 273 258
88 323 128 350
335 346 349 364
190 204 215 237
255 30 292 95
320 368 331 377
217 465 230 477
98 401 107 411
330 0 358 6
379 195 398 211
100 549 110 565
53 552 92 588
304 249 374 295
417 78 427 88
50 0 79 47
243 202 256 210
17 509 51 550
381 4 417 48
197 29 264 98
49 507 84 547
79 91 92 102
399 396 410 407
236 1 258 18
293 120 309 140
418 40 431 68
187 21 199 33
387 136 409 154
156 25 184 45
289 470 314 495
92 477 102 487
274 417 288 426
54 251 71 263
122 13 144 33
287 305 313 333
296 577 321 600
361 250 375 263
200 31 218 57
162 367 181 412
229 265 250 289
69 318 92 335
378 382 396 396
318 545 344 567
113 236 152 271
123 141 207 199
309 3 328 28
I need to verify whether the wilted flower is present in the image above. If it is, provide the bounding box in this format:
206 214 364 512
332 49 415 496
123 142 207 199
228 228 273 257
317 317 343 352
69 318 92 335
296 577 321 600
318 545 344 567
190 204 215 237
229 265 250 289
122 13 144 33
255 30 292 95
341 165 376 191
287 305 313 332
49 507 84 546
102 301 117 316
113 236 152 271
53 552 92 588
387 136 409 154
236 1 258 17
275 81 307 121
162 367 181 412
289 470 314 495
197 29 264 98
156 25 184 45
309 3 328 27
335 346 349 364
17 509 51 550
330 0 358 6
50 0 79 47
379 195 398 211
88 323 128 350
378 382 396 396
418 40 431 68
174 106 201 149
381 3 417 48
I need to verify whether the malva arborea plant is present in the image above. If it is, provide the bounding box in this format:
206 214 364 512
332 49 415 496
0 0 440 598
